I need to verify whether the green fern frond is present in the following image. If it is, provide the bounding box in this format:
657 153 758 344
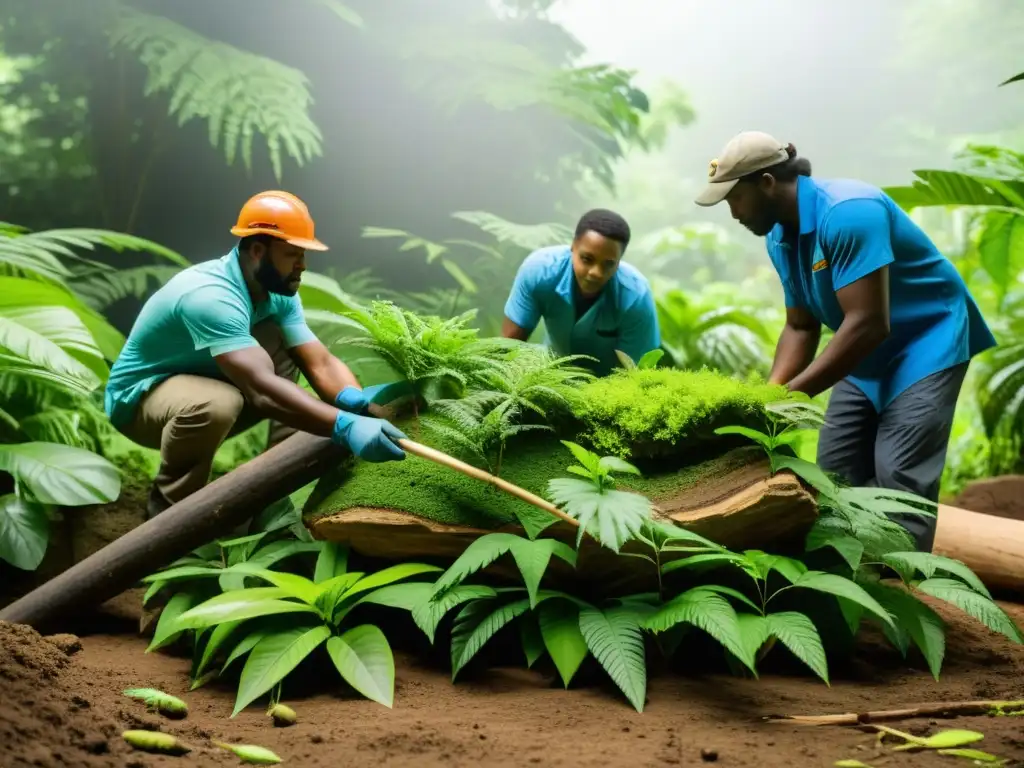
70 265 183 311
108 4 323 179
450 211 572 252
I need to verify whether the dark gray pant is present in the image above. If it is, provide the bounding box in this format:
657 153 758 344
816 362 969 552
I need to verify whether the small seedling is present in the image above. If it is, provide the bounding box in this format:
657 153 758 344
122 730 191 755
268 703 297 727
123 688 188 718
834 761 874 768
937 748 1008 764
213 741 283 764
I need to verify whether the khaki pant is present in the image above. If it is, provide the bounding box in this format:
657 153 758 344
119 320 299 518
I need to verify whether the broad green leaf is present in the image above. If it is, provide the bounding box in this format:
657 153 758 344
915 578 1023 644
221 630 269 674
146 591 200 653
0 442 120 506
519 615 545 668
735 612 771 662
412 584 497 643
546 477 652 552
0 494 49 570
636 348 664 369
141 565 224 583
194 620 243 680
597 455 641 476
175 589 317 631
766 612 829 684
881 552 991 599
805 526 864 572
977 210 1024 305
226 565 320 605
508 537 577 609
232 625 331 716
771 454 836 495
314 542 349 583
341 563 443 603
790 571 895 629
578 605 647 712
713 425 772 450
661 551 746 575
353 581 434 612
430 533 523 599
0 305 106 386
326 625 395 707
644 588 756 674
559 440 602 476
694 584 762 614
863 582 945 680
538 600 589 687
450 598 531 679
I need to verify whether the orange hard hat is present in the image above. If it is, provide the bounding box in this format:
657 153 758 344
230 190 328 251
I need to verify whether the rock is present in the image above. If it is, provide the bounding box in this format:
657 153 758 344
44 633 82 656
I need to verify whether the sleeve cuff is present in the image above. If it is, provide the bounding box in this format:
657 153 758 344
281 322 317 348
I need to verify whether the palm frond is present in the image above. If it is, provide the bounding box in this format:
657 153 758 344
450 211 572 252
108 4 323 179
70 265 183 311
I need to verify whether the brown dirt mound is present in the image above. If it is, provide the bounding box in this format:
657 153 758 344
953 475 1024 522
3 593 1024 767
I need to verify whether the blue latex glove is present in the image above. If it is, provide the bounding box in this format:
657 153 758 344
335 385 371 414
335 381 415 415
332 411 407 462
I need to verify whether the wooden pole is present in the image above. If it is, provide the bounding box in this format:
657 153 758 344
764 699 1024 726
0 431 345 631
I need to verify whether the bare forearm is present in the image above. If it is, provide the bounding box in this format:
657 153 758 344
787 318 887 397
768 325 820 386
306 357 360 403
246 375 339 437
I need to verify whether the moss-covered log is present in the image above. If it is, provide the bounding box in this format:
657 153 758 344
304 427 818 592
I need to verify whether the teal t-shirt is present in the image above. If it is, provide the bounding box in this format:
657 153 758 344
503 245 661 375
104 247 317 427
766 176 997 411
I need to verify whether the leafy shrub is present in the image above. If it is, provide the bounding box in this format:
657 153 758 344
572 368 786 459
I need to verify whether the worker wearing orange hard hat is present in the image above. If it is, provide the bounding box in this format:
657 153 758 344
105 191 406 519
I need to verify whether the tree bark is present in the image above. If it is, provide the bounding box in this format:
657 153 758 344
932 503 1024 598
0 431 343 631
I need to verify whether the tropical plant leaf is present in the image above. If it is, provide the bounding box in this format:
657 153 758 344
546 477 652 552
0 441 120 506
765 611 829 685
411 584 497 644
0 494 49 571
193 620 243 682
804 526 865 572
221 630 270 675
353 581 434 612
174 590 318 631
109 6 323 180
519 614 545 668
578 605 647 712
449 211 573 252
915 578 1023 644
882 552 991 599
232 625 331 716
146 591 201 653
538 599 589 687
789 571 895 629
863 582 946 680
326 625 395 708
643 587 755 673
450 597 532 679
70 265 184 311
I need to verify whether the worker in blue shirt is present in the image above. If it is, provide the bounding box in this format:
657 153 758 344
106 191 406 519
501 209 661 375
695 131 997 552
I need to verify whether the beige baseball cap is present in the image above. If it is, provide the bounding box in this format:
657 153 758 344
694 131 790 207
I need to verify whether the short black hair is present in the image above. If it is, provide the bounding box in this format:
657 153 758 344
239 234 275 253
741 143 812 184
574 208 631 250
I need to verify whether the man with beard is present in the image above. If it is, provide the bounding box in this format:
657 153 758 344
105 190 406 519
694 131 996 552
501 208 661 375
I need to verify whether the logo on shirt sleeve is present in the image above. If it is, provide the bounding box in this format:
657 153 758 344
811 258 829 273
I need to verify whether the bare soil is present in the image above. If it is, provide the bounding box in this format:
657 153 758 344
3 590 1024 768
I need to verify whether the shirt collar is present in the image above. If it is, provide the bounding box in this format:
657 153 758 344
797 175 819 236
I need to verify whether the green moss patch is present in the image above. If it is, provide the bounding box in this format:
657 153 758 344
571 368 786 459
305 420 761 538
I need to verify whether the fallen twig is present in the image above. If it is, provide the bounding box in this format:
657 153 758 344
764 699 1024 726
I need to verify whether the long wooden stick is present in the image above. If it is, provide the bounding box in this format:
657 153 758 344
397 438 581 529
764 699 1024 726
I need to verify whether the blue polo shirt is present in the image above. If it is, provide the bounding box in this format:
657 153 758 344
503 245 660 375
104 247 317 428
766 176 996 411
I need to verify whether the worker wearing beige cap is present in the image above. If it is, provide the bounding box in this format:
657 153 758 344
695 131 996 552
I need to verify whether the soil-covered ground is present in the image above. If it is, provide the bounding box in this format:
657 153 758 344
3 589 1024 768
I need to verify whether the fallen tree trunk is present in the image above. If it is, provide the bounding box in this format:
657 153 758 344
933 503 1024 598
0 431 344 632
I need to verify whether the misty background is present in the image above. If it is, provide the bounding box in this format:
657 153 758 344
2 0 1023 500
